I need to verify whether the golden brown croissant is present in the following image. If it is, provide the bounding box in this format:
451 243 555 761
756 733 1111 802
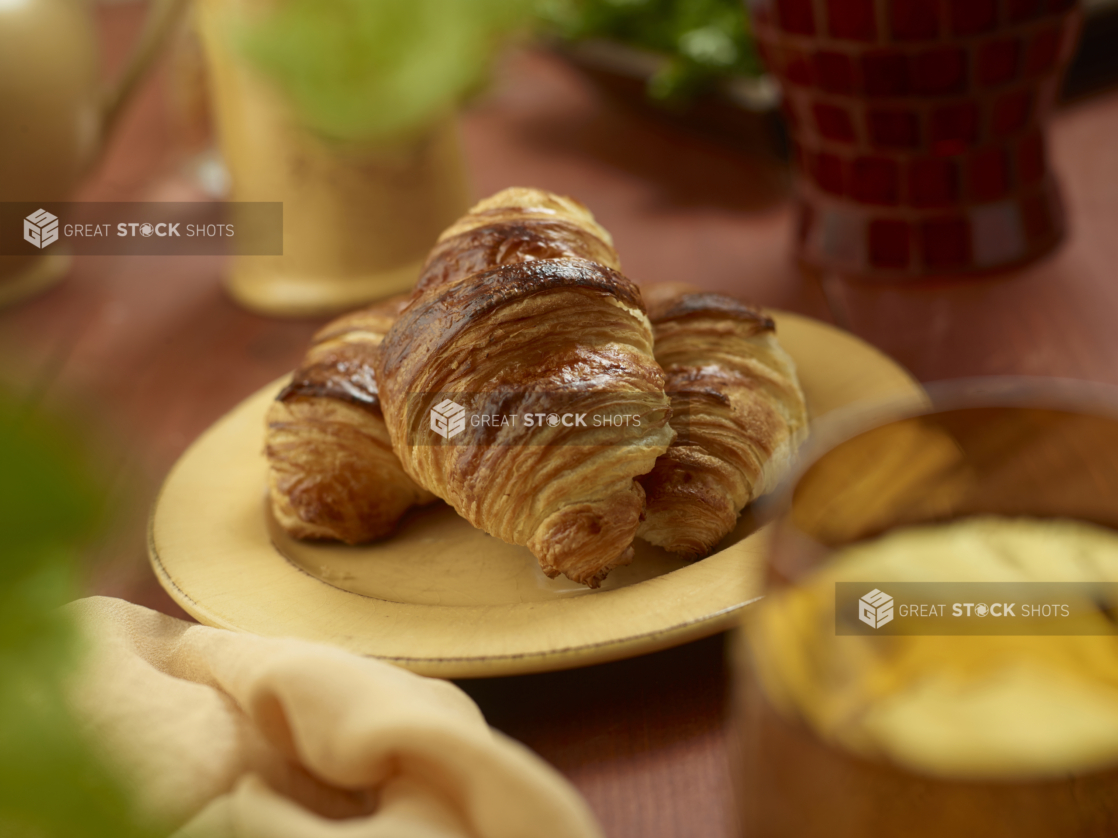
265 296 435 543
637 286 808 558
415 187 621 294
376 188 675 586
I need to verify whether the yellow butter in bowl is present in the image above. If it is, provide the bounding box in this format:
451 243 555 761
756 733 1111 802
748 516 1118 780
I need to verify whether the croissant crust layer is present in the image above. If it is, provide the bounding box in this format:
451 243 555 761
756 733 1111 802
638 289 808 558
417 218 621 296
265 297 435 544
377 255 674 586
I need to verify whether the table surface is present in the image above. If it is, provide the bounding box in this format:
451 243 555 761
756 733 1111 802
3 6 1118 838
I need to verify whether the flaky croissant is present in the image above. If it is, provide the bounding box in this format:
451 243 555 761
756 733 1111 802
265 296 435 543
376 188 675 587
637 286 808 558
415 187 621 295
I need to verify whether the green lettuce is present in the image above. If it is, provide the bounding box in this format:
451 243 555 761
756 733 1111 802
233 0 533 142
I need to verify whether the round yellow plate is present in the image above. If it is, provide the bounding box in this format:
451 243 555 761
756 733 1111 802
149 312 922 678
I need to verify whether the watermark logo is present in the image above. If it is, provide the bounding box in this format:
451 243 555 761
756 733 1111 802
430 398 466 440
4 202 282 255
835 582 1098 635
858 588 894 629
405 390 669 446
23 209 59 249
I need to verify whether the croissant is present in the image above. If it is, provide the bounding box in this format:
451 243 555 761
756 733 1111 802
415 187 621 294
376 188 675 587
637 285 808 558
265 296 435 543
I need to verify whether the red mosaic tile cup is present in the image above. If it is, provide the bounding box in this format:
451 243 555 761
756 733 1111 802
749 0 1084 278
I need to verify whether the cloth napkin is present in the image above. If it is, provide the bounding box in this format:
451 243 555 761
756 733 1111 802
64 597 603 838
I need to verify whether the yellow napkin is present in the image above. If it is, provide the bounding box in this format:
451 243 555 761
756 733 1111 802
64 597 603 838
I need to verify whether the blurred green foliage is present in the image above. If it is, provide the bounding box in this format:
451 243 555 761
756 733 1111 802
0 395 154 838
233 0 533 142
541 0 762 101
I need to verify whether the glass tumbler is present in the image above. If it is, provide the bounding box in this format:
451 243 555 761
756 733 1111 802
733 379 1118 837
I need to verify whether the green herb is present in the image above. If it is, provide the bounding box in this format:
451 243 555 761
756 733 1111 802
542 0 762 101
0 396 155 838
233 0 533 142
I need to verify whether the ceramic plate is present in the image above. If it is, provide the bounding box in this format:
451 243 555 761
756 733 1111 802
149 312 922 678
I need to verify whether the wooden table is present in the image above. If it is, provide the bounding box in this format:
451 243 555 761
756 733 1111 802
3 5 1118 837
